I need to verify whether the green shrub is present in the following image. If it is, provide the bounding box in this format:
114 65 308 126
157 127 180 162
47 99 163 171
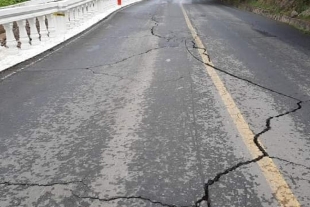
0 0 28 7
295 0 310 13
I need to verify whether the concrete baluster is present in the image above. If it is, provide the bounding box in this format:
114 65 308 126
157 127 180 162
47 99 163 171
95 1 100 14
81 5 86 19
75 7 82 26
80 6 84 20
93 0 99 14
91 1 96 16
53 11 67 39
89 2 94 17
86 3 90 17
67 9 72 29
16 20 30 49
90 3 95 17
72 9 78 27
86 4 92 18
83 5 89 19
77 7 81 25
81 7 85 24
74 9 78 27
65 10 71 30
38 16 49 41
2 23 17 49
28 18 40 45
46 14 56 38
69 9 75 29
101 0 105 11
80 6 85 24
78 8 83 26
98 0 104 12
81 6 86 23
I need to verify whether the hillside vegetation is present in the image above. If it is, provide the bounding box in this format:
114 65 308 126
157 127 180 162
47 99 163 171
222 0 310 19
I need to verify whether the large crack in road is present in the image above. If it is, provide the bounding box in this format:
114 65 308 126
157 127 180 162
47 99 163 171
183 19 310 206
71 193 184 207
197 101 306 207
149 6 310 206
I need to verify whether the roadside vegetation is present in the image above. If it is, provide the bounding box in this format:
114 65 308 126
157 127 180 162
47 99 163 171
221 0 310 20
0 0 28 7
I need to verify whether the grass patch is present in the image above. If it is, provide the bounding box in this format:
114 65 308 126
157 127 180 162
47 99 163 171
298 15 310 20
239 0 310 21
294 0 310 13
247 0 282 14
0 0 28 7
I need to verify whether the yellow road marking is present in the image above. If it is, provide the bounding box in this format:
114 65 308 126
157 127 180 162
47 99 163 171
180 4 301 207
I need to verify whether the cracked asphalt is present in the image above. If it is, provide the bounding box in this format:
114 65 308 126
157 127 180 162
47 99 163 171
0 0 310 206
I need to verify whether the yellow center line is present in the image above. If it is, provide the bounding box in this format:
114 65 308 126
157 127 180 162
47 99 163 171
180 4 301 207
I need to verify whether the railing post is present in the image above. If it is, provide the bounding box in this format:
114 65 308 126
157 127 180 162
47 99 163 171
91 1 96 16
16 19 30 49
72 9 77 28
37 16 49 41
3 23 17 49
75 7 82 27
53 11 67 39
69 9 75 29
83 5 89 19
94 0 99 14
65 10 70 30
86 3 92 18
89 2 94 16
79 6 85 25
46 14 56 38
28 18 41 45
97 0 103 12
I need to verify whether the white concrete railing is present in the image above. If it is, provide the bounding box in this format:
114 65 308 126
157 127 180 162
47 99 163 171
0 0 140 72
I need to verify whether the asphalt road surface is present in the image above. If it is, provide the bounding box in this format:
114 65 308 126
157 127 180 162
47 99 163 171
0 0 310 206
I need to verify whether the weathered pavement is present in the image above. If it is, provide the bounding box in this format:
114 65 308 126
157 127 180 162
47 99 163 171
0 0 310 206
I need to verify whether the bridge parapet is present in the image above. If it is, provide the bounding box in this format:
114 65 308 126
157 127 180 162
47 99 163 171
0 0 137 72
